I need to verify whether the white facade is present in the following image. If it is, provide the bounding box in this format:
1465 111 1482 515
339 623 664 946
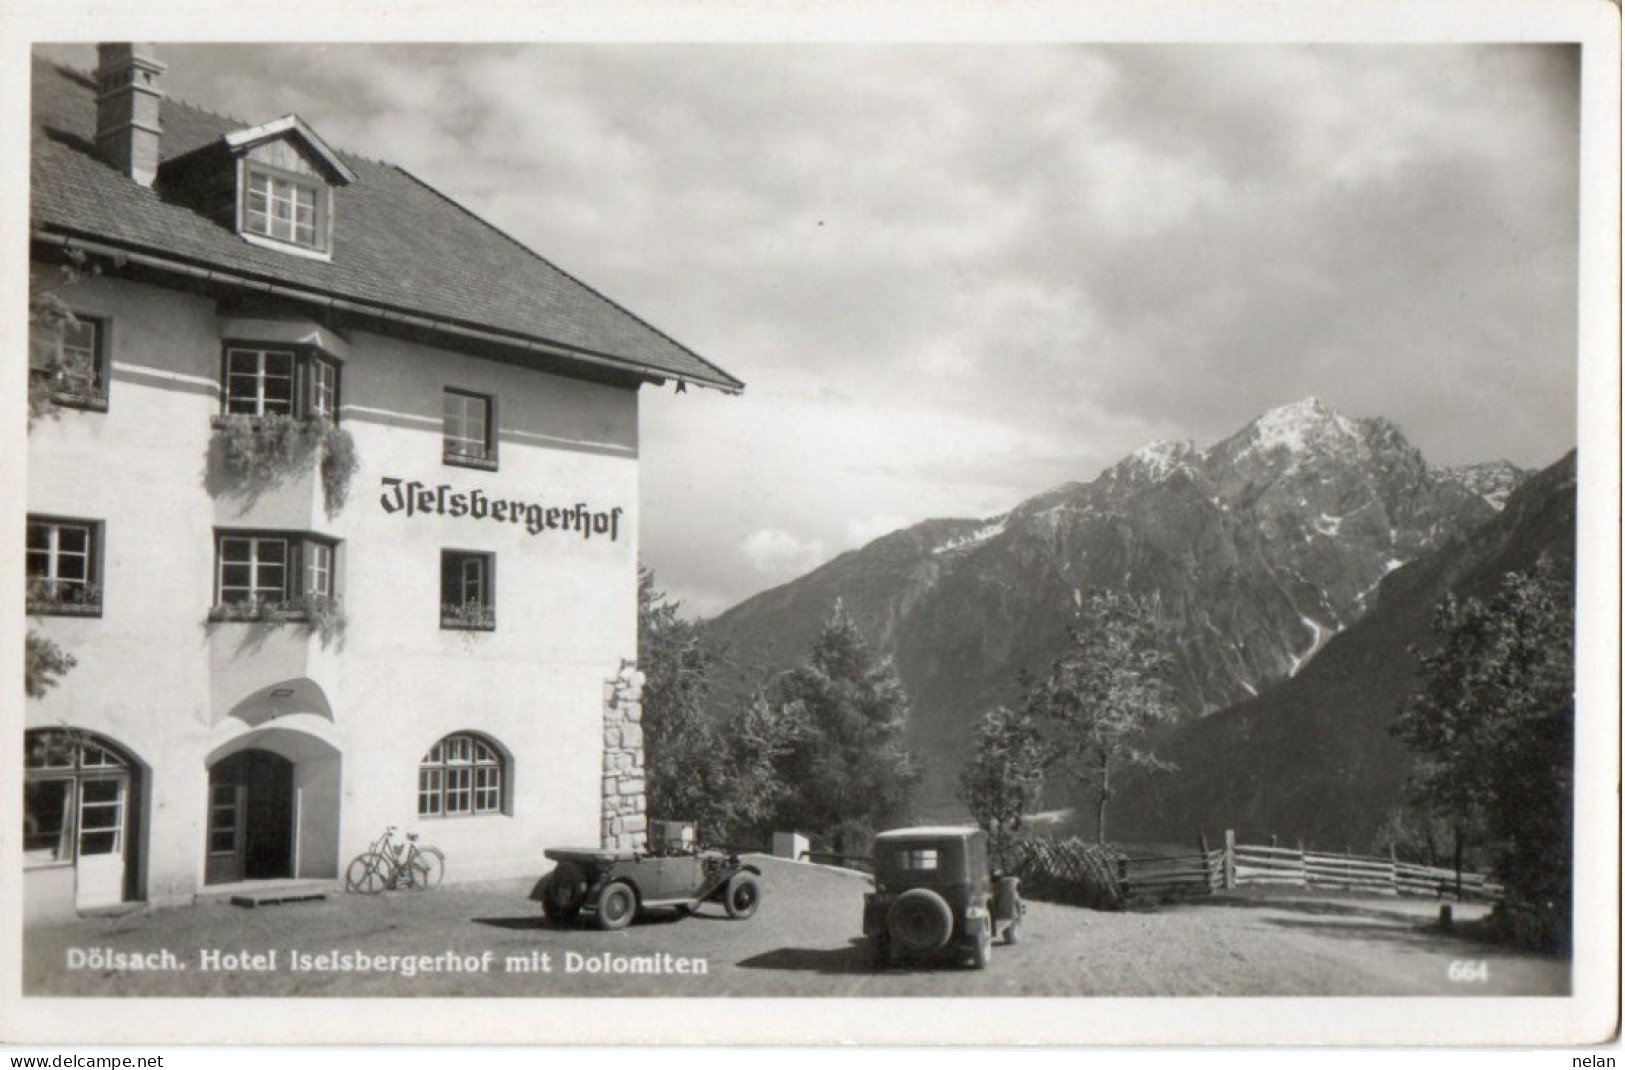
25 269 642 919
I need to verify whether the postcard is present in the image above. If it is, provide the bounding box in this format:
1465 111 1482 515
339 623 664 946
2 0 1618 1053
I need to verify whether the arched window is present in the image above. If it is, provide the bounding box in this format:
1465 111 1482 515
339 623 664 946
417 732 507 818
24 728 133 865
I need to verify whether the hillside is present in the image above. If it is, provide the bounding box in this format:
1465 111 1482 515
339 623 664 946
1108 449 1577 849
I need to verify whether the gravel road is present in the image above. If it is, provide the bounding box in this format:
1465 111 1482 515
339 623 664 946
23 856 1568 998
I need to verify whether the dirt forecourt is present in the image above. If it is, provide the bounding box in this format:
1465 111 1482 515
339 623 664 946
22 856 1568 998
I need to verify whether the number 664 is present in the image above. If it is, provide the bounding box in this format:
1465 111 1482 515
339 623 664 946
1448 959 1489 982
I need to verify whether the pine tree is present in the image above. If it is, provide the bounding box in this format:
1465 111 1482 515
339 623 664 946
768 601 919 852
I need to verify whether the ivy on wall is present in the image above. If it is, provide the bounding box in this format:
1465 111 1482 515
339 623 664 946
28 250 100 428
215 414 359 517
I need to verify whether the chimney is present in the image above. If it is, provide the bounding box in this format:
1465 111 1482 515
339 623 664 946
95 43 167 187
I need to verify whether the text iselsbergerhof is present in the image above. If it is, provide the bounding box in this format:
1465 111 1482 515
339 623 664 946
379 476 623 541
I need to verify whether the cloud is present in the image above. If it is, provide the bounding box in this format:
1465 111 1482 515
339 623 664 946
845 516 915 549
740 529 828 579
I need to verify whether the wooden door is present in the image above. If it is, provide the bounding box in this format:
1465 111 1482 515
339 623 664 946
207 749 294 884
205 779 247 885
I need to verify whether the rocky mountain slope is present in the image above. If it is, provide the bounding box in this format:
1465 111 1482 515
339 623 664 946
705 398 1528 806
1108 450 1576 849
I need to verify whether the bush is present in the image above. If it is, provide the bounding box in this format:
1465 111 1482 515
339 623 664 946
207 595 347 647
25 631 77 698
1006 836 1126 911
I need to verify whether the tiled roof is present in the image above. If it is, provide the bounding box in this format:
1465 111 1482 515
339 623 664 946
30 61 743 393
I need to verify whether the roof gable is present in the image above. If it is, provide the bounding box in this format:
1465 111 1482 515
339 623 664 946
222 115 357 184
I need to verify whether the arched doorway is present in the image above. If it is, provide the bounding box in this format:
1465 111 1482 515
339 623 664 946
24 728 144 910
206 749 294 884
203 720 342 885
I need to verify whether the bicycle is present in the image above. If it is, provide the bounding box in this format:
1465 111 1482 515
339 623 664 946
345 825 445 894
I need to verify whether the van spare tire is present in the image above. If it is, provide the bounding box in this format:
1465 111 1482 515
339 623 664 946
888 888 954 953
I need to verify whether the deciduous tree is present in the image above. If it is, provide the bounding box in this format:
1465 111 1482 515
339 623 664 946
638 568 798 844
1393 555 1574 950
1029 589 1178 844
959 703 1047 868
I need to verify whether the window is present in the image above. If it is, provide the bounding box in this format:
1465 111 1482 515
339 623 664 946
218 535 289 604
24 729 132 867
243 164 327 252
29 314 107 410
440 550 495 630
305 541 333 602
222 347 339 420
311 358 338 421
443 389 496 469
26 517 102 616
418 733 507 818
899 849 940 871
211 531 338 620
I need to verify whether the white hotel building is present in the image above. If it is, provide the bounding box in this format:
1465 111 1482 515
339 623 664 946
23 45 741 920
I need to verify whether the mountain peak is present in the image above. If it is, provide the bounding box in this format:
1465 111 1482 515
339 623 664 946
1197 397 1370 477
1112 439 1200 482
1446 460 1533 511
1246 396 1360 451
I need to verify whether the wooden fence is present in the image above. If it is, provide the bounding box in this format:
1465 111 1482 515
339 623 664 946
1117 830 1502 901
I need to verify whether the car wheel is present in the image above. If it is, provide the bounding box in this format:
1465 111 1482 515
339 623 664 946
724 873 761 920
887 888 953 954
595 880 637 931
541 868 584 925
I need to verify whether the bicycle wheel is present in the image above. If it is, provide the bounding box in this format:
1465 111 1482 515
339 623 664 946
346 852 391 895
416 846 445 888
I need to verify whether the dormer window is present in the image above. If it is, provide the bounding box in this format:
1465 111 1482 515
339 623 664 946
162 114 354 262
245 164 325 251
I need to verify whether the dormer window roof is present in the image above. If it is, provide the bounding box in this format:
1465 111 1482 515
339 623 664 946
223 116 357 184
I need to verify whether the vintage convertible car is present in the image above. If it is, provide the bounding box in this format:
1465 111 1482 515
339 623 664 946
532 842 762 930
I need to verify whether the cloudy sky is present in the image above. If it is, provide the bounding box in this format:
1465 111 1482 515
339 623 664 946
36 41 1584 616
